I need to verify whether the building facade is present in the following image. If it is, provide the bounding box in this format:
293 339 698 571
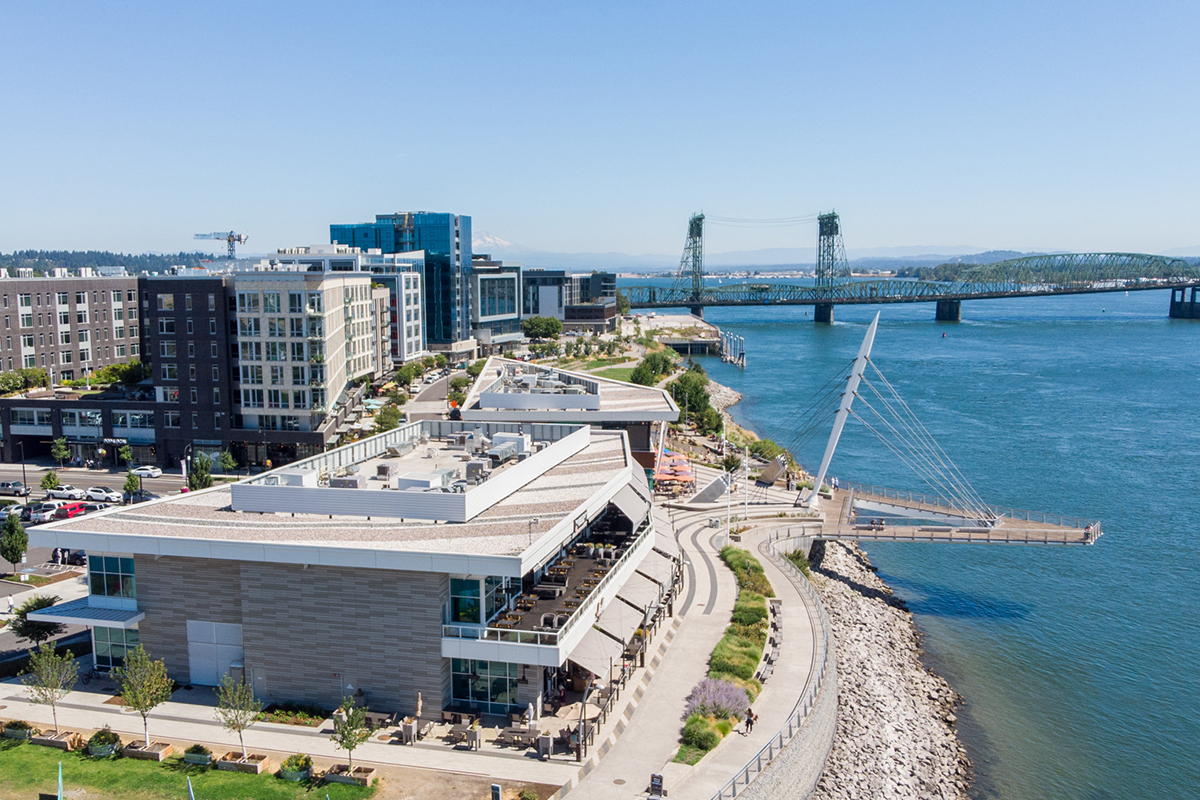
469 254 523 355
0 275 141 381
521 269 618 332
330 212 472 346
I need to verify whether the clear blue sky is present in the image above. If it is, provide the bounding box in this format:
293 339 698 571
2 1 1198 257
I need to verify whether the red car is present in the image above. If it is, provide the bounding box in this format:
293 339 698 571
52 502 88 520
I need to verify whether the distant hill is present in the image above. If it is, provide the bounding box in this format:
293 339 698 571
0 250 216 276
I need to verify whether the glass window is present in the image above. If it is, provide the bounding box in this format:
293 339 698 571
237 292 260 313
88 555 135 599
158 318 175 334
157 294 174 311
92 626 138 671
449 659 520 714
450 577 480 624
263 292 281 313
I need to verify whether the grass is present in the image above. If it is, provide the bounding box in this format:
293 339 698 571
0 739 376 799
593 367 636 382
2 573 52 586
673 742 708 765
786 549 812 578
719 547 775 598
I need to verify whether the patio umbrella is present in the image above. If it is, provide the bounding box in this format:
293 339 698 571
554 701 602 723
416 692 422 720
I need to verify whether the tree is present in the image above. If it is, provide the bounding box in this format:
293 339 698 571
521 315 562 340
218 450 238 474
669 371 711 423
721 453 743 474
330 697 370 771
10 594 66 646
114 644 174 747
422 355 436 369
374 405 402 433
447 390 466 407
40 470 61 491
616 289 631 315
117 444 133 466
187 452 213 491
50 437 69 469
434 353 448 368
630 362 656 386
215 673 263 758
465 359 487 378
449 375 472 392
21 643 77 734
1 513 28 574
123 471 141 500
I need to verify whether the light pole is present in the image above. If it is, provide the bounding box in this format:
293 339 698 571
182 443 193 488
16 441 27 488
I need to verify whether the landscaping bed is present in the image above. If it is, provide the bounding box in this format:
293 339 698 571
122 741 173 761
257 701 329 727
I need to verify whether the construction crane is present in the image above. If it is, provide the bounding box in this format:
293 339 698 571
194 231 248 259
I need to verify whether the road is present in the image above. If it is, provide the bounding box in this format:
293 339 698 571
406 371 463 421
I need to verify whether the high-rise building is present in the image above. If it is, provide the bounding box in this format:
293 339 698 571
522 269 618 333
469 254 523 356
330 212 472 347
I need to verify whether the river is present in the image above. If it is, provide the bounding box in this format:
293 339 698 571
625 282 1200 800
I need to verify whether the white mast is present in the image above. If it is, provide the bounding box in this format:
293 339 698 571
799 312 880 509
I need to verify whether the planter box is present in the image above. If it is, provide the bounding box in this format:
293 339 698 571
183 752 213 766
4 728 35 740
279 768 310 782
324 765 377 786
31 731 80 751
123 742 173 761
217 753 270 774
88 743 118 757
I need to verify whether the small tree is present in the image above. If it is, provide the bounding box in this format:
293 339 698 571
330 697 370 771
215 673 263 758
50 437 70 469
218 450 238 474
721 454 743 474
434 353 448 368
21 643 78 734
114 644 174 746
123 471 141 501
187 452 213 491
117 444 133 466
522 315 562 340
41 469 61 492
1 512 28 574
10 594 66 646
374 404 402 433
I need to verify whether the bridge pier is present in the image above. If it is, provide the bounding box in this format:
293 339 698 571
1169 287 1200 319
688 305 704 319
935 299 961 322
814 303 834 323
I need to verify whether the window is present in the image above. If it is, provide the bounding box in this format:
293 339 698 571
115 412 153 429
265 342 285 361
214 412 222 429
188 363 196 380
212 365 219 380
19 314 32 328
291 390 308 409
77 330 89 343
263 292 281 313
22 354 34 368
267 389 288 409
186 319 194 335
89 556 136 599
239 341 262 361
291 366 306 384
236 292 260 313
57 292 68 305
115 345 125 357
111 290 122 303
288 291 304 314
210 342 218 358
128 289 135 302
161 387 179 402
260 414 279 431
157 294 174 311
78 348 90 363
60 350 72 364
58 310 69 326
93 626 140 671
238 318 260 337
450 578 480 624
159 340 176 357
208 294 216 311
20 334 33 348
241 388 263 408
306 292 323 314
127 307 137 320
213 388 220 403
268 318 286 337
209 318 217 335
18 294 31 308
240 365 263 384
185 294 193 311
450 659 520 715
270 365 285 385
12 409 52 426
130 343 139 356
306 319 323 338
161 363 177 380
164 411 181 427
158 318 175 334
191 412 198 429
281 415 300 431
115 326 124 339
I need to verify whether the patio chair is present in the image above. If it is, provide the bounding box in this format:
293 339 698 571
554 614 569 628
541 613 556 627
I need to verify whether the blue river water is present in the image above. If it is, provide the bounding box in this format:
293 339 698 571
624 282 1200 800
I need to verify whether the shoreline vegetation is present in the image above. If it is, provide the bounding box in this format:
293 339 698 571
705 374 972 798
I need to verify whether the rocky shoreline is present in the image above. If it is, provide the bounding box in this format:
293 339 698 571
809 540 972 800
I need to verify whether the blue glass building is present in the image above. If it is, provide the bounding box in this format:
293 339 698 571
330 212 472 344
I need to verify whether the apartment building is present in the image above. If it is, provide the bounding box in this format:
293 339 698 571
0 275 141 380
521 269 618 333
469 254 523 355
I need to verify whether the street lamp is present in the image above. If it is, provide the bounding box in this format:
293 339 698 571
16 441 27 488
182 443 194 487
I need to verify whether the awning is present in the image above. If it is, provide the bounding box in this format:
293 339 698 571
597 597 644 644
26 598 144 629
654 530 681 559
568 627 625 678
617 571 662 611
610 483 650 529
637 548 678 588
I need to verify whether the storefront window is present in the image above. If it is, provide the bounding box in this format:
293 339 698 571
450 659 520 714
93 626 139 671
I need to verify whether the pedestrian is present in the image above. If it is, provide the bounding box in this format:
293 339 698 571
6 595 13 615
745 707 755 734
53 547 60 565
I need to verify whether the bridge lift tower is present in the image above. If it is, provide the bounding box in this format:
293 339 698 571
195 231 249 260
814 211 850 323
671 213 705 318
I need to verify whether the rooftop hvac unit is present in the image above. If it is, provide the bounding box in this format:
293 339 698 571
329 474 367 489
467 459 489 480
487 442 518 466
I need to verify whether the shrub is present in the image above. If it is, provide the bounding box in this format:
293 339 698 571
709 634 762 681
683 678 750 721
681 714 720 751
185 743 211 755
519 790 539 800
715 719 734 736
281 753 313 771
88 725 121 747
731 593 769 627
5 719 35 731
720 547 775 598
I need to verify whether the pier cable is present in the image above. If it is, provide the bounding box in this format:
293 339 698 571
863 361 991 515
853 380 988 518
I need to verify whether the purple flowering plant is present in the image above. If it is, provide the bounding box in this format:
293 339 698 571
683 677 750 721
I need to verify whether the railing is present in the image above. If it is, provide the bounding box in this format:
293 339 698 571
441 515 655 648
709 528 833 800
843 481 1099 531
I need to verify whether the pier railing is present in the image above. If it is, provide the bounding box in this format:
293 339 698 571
709 528 835 800
843 481 1100 531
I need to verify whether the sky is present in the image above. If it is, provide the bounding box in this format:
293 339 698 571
2 1 1199 259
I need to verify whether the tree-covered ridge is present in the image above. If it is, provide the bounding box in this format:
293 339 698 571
0 250 217 275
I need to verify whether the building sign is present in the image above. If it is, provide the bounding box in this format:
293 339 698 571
102 437 129 446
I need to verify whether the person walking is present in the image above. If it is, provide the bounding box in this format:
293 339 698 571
6 595 13 615
745 707 755 734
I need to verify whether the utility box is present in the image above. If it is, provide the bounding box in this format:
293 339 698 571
329 474 367 489
376 462 399 480
487 442 518 467
270 469 318 487
467 460 489 480
492 432 531 453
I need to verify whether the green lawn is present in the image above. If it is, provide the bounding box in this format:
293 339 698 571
0 739 376 800
592 367 636 382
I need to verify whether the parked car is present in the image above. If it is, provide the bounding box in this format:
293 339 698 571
0 481 31 497
64 549 87 566
82 502 110 513
52 502 88 520
123 489 161 505
29 501 69 523
45 485 86 500
6 503 29 518
85 486 122 503
130 465 163 478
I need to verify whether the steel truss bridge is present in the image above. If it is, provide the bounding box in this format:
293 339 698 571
624 213 1200 319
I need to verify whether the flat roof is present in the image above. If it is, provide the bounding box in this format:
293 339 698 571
462 357 678 423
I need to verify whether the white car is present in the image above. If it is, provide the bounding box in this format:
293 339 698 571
45 485 86 500
130 466 163 478
85 486 123 503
